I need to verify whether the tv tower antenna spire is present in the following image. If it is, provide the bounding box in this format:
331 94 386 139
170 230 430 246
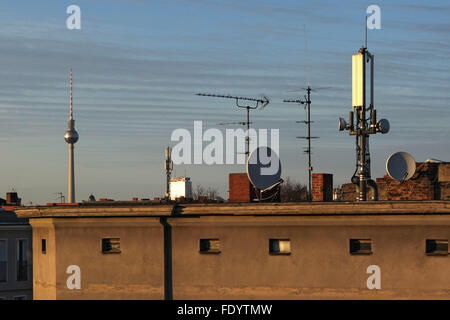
64 68 79 203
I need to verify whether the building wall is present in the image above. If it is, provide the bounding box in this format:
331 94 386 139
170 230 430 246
377 162 438 201
30 219 56 300
312 174 333 202
169 215 450 299
342 162 450 201
438 163 450 200
0 225 33 300
29 217 164 300
229 173 251 202
19 204 450 300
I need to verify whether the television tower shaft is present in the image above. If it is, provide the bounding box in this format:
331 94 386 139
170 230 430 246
64 68 79 203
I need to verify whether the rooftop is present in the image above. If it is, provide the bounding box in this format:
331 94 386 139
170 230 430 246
14 200 450 219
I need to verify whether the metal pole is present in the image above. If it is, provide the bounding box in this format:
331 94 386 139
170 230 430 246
166 173 170 197
247 106 250 158
307 87 312 201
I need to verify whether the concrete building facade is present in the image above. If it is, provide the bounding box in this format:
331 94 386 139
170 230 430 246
0 208 33 300
15 201 450 300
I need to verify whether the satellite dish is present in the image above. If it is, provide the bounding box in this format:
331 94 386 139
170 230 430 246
386 152 416 182
246 147 282 190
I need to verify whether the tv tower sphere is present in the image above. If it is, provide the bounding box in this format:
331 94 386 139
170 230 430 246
64 124 79 144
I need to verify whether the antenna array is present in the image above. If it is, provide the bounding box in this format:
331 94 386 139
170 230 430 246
196 93 269 157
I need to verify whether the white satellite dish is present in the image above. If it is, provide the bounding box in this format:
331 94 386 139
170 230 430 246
386 152 416 182
246 146 282 190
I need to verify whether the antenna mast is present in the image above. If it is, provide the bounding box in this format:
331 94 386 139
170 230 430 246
283 26 319 201
284 88 318 201
196 93 269 157
164 146 173 199
338 45 390 201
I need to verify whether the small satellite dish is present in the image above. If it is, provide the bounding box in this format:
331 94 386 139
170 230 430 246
246 147 282 190
386 152 416 182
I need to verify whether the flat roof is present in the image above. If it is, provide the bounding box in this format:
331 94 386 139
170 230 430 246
14 200 450 219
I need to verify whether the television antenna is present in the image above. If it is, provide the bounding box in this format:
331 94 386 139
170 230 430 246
196 93 269 157
54 192 65 203
283 87 319 201
217 121 252 126
164 146 173 199
282 26 330 201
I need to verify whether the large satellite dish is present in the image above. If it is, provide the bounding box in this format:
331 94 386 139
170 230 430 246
386 152 416 182
246 146 282 190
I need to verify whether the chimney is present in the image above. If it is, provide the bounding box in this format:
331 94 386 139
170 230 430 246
6 192 21 206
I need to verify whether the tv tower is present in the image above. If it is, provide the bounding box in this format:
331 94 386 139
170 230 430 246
64 68 79 203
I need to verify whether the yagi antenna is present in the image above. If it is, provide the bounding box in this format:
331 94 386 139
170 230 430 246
284 87 318 201
196 93 270 157
217 121 252 126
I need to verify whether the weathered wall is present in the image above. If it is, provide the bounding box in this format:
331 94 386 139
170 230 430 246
342 163 450 201
18 202 450 300
229 173 251 202
169 215 450 299
312 174 333 202
377 162 438 201
438 163 450 200
30 219 56 300
342 183 357 202
31 217 164 300
0 224 33 300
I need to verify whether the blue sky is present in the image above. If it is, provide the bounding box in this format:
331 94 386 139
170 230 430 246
0 0 449 204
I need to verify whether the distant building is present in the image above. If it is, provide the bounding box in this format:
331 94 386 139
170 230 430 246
15 200 450 300
170 177 192 200
0 192 32 300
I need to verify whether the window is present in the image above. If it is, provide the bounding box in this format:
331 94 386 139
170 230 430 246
199 239 221 254
426 239 448 256
16 239 29 281
41 239 46 254
269 239 291 255
0 240 7 283
350 239 372 255
102 238 121 254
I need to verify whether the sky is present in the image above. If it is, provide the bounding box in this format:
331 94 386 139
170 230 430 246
0 0 449 204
